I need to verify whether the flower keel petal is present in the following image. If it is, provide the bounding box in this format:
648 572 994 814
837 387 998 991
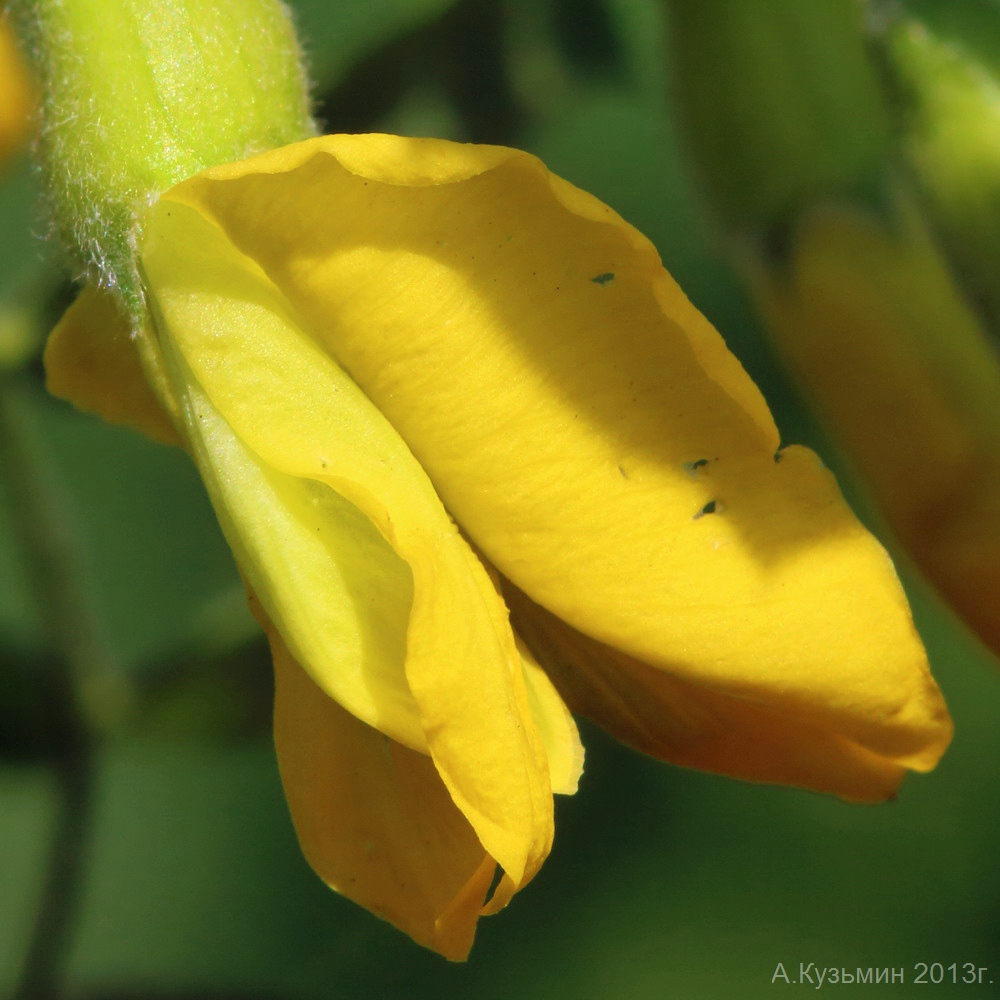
268 611 496 961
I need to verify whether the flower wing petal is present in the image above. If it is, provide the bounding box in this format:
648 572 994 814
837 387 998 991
141 198 559 889
517 635 584 796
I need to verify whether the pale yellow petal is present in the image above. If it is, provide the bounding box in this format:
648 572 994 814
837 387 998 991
517 634 584 796
141 198 555 889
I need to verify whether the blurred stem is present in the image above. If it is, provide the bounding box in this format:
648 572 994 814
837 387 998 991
13 720 93 1000
0 374 107 1000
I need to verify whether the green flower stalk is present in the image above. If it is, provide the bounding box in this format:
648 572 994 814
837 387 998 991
666 0 1000 658
8 0 314 309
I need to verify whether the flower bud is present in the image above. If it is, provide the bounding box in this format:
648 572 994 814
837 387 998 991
874 0 1000 339
666 0 892 233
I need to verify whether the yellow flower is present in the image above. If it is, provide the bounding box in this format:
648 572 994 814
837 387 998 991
0 16 33 167
46 133 951 959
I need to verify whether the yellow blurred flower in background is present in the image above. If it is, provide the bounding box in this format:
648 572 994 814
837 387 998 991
0 16 32 167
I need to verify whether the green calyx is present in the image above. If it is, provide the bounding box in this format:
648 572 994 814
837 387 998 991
11 0 316 312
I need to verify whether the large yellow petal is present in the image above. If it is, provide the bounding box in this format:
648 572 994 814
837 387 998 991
266 606 497 961
163 134 950 770
140 199 559 889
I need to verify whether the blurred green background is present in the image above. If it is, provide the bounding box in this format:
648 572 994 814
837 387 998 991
2 1 1000 997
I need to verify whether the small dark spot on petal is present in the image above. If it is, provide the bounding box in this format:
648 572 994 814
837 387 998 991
693 500 718 519
683 458 709 477
590 272 615 285
618 464 630 479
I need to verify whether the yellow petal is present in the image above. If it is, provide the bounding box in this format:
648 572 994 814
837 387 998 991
517 634 584 796
140 198 557 890
507 583 942 802
163 133 950 770
45 284 182 447
267 608 497 961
